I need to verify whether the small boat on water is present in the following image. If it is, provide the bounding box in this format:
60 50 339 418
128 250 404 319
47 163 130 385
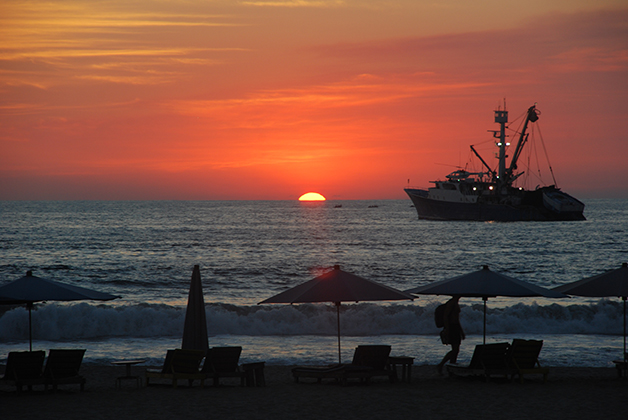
405 103 585 221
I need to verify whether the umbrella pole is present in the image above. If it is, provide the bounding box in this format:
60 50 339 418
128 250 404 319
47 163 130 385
482 297 487 345
622 296 628 362
27 302 33 351
335 302 341 364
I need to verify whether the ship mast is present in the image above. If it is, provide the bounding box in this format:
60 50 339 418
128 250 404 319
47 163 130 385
493 107 509 191
491 103 539 190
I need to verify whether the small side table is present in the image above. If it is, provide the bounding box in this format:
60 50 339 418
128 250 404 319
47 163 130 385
112 359 146 389
388 356 414 383
242 362 266 387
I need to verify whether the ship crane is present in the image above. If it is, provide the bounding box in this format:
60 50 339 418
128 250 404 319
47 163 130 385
403 103 585 221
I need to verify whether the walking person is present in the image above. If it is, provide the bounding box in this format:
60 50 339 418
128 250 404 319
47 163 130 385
437 295 465 374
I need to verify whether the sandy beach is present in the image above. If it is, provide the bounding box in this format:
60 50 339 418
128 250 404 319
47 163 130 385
1 364 625 420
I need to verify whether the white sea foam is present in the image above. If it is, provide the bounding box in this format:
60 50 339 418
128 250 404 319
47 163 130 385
0 300 624 341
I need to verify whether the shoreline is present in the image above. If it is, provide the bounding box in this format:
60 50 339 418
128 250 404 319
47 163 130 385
2 364 625 420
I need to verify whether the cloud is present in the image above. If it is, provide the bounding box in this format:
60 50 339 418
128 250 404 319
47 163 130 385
303 8 628 76
167 76 487 120
549 47 628 73
0 1 246 89
240 0 345 7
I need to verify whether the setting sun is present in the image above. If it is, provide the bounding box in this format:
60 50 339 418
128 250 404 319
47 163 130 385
298 192 326 201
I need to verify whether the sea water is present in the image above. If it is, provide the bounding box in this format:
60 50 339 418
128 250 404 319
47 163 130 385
0 199 627 367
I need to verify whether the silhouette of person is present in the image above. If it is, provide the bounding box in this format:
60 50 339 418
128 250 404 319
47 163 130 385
437 295 465 375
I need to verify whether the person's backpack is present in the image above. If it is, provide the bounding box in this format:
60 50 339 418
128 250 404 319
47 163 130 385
434 303 446 328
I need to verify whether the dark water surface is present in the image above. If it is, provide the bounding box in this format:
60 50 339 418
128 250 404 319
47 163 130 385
1 199 626 366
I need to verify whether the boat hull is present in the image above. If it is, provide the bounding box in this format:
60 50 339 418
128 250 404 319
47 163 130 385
404 188 585 222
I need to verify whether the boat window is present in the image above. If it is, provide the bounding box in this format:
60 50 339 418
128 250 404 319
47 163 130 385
443 184 457 190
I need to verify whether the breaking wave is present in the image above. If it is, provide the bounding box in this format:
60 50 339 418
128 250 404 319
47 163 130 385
0 300 624 342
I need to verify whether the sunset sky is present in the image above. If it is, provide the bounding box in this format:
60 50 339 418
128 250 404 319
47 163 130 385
1 0 627 200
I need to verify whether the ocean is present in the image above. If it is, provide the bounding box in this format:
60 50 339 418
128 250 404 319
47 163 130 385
1 199 627 367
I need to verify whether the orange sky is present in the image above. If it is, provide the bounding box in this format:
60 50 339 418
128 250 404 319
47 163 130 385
1 1 627 200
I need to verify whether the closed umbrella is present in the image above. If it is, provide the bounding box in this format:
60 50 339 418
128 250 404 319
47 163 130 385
259 265 413 362
181 265 209 352
405 265 566 343
0 271 119 350
554 263 628 363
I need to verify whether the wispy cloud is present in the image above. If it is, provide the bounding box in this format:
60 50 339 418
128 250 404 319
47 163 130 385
301 8 628 81
167 76 486 119
0 1 245 89
549 47 628 73
240 0 345 7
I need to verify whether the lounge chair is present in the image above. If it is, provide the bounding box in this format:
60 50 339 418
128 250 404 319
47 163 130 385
42 349 86 392
508 339 549 383
0 351 46 393
612 353 627 378
145 349 206 388
292 345 395 385
447 342 511 381
201 346 246 386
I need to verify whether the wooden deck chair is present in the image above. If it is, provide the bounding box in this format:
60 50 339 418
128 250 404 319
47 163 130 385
351 345 391 371
145 349 206 388
201 346 246 386
43 349 86 392
0 351 46 393
612 352 627 378
145 349 175 386
447 342 511 381
339 345 396 384
508 339 549 383
446 343 486 379
292 345 395 385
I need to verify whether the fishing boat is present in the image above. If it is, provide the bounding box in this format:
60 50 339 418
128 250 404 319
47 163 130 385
404 103 585 221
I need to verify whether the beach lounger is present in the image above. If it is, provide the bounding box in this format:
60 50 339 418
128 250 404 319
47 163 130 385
447 342 511 381
0 351 46 393
612 353 627 378
145 349 206 388
508 339 549 383
43 349 86 392
292 345 395 385
201 346 246 386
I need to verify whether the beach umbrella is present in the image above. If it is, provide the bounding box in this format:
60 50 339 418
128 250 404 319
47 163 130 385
0 270 119 350
554 263 628 362
405 265 566 343
181 265 209 352
259 265 414 363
